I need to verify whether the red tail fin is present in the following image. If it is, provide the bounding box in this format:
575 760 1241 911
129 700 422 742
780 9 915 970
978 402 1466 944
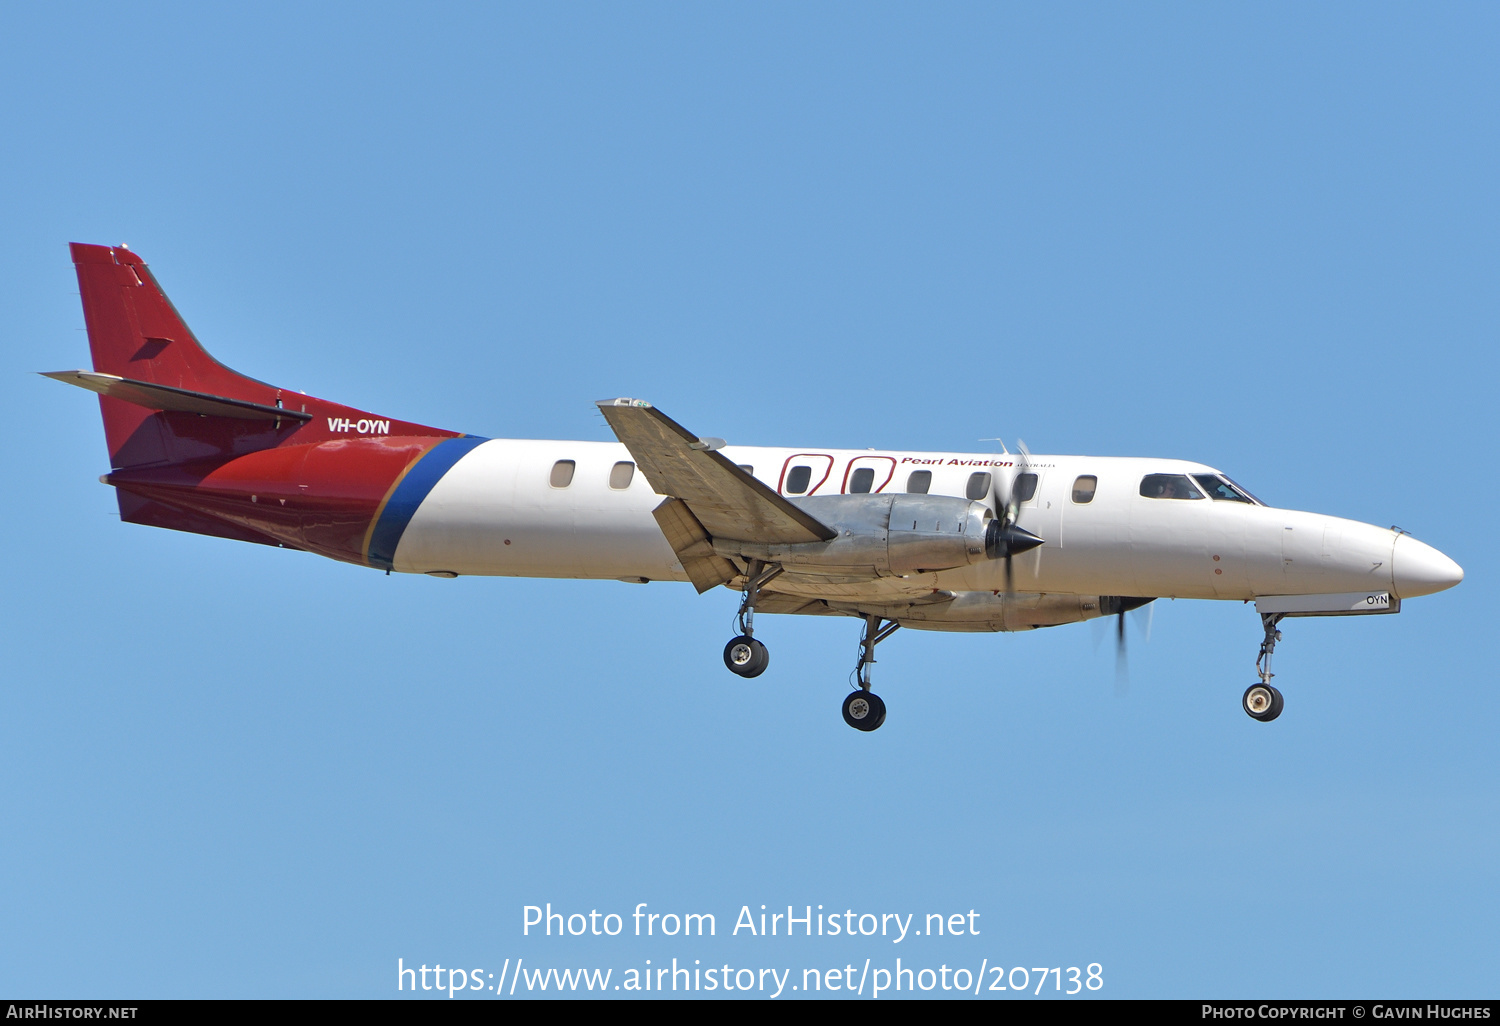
67 243 456 468
73 243 268 394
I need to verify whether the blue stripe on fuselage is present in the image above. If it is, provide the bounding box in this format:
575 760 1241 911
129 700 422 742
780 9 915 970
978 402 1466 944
367 436 489 571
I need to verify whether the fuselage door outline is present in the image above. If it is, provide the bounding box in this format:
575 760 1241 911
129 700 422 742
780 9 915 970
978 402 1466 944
842 455 896 494
778 454 835 495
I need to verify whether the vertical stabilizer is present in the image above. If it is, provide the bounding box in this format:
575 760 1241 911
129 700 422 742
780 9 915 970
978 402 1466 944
71 243 287 467
65 243 458 470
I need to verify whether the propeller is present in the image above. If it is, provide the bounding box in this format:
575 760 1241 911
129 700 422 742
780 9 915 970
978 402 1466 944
1115 605 1129 694
985 441 1044 595
1099 596 1156 694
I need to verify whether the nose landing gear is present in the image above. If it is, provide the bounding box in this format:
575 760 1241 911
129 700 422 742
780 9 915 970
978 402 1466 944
1242 682 1284 721
1245 612 1286 722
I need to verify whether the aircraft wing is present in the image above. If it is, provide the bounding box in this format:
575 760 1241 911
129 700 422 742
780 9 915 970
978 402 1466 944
597 399 836 547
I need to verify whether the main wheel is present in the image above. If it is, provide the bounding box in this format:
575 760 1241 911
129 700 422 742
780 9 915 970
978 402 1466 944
842 690 887 731
1243 683 1284 722
723 636 769 678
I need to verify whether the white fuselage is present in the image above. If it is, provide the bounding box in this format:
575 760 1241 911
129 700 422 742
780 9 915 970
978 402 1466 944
389 439 1458 604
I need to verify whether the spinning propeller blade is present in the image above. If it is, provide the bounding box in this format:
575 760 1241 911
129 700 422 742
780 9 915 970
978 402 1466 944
986 441 1043 597
1099 596 1156 695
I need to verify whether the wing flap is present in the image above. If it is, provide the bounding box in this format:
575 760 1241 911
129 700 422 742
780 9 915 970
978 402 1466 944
652 498 738 594
598 399 835 545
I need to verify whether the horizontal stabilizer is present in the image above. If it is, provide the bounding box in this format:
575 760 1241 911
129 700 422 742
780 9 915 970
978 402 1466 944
42 370 313 422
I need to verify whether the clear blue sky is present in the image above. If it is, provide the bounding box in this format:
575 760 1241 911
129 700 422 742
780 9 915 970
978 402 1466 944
3 2 1494 999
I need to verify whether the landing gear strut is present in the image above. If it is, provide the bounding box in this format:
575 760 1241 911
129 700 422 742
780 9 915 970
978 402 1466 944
1243 612 1285 722
843 614 899 731
723 560 781 678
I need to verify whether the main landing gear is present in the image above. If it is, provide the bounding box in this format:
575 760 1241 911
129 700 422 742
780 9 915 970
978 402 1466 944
723 635 768 677
1244 612 1286 722
843 614 899 732
719 563 900 731
723 561 780 679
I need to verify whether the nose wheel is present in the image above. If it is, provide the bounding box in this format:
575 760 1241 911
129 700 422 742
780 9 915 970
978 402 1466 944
1245 612 1287 722
1242 683 1284 722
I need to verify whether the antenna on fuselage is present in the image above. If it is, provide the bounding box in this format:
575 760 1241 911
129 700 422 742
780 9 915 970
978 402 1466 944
976 438 1010 455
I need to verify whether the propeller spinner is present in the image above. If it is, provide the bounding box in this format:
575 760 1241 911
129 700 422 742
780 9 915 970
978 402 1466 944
985 443 1044 594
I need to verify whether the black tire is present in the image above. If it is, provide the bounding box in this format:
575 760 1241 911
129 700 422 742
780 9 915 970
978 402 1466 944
723 636 769 678
842 690 887 731
1243 683 1284 722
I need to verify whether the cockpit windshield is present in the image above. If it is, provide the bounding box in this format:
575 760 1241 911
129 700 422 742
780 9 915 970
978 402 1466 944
1140 474 1204 500
1191 473 1261 505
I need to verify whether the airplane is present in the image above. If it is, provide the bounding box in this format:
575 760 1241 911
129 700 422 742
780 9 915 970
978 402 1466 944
45 243 1463 731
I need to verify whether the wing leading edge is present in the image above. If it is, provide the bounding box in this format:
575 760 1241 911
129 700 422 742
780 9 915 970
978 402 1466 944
597 399 836 575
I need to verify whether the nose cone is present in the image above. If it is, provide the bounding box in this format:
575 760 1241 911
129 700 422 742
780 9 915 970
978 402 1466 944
1392 534 1464 598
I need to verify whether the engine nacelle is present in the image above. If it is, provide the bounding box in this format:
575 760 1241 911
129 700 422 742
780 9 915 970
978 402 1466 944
716 494 1003 577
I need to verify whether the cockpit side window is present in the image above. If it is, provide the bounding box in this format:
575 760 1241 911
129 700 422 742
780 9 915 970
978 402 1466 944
1221 475 1265 506
1139 473 1204 500
1192 473 1256 504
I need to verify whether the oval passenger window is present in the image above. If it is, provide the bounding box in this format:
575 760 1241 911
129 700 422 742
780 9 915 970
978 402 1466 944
1072 475 1097 503
785 465 812 494
906 470 931 494
966 472 992 500
609 461 635 490
549 460 576 488
849 467 875 493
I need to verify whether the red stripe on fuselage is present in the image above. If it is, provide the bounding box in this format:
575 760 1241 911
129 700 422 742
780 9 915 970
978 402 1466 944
108 435 450 566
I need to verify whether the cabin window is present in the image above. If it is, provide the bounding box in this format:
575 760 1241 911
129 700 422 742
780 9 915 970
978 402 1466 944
1192 473 1257 504
609 461 635 490
966 472 992 500
1140 473 1203 499
549 460 576 488
1014 472 1038 502
738 465 754 476
906 470 932 494
786 465 812 494
1072 475 1098 503
849 467 875 493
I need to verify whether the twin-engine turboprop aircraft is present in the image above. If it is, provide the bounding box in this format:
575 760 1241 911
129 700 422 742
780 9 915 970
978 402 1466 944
48 244 1463 730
